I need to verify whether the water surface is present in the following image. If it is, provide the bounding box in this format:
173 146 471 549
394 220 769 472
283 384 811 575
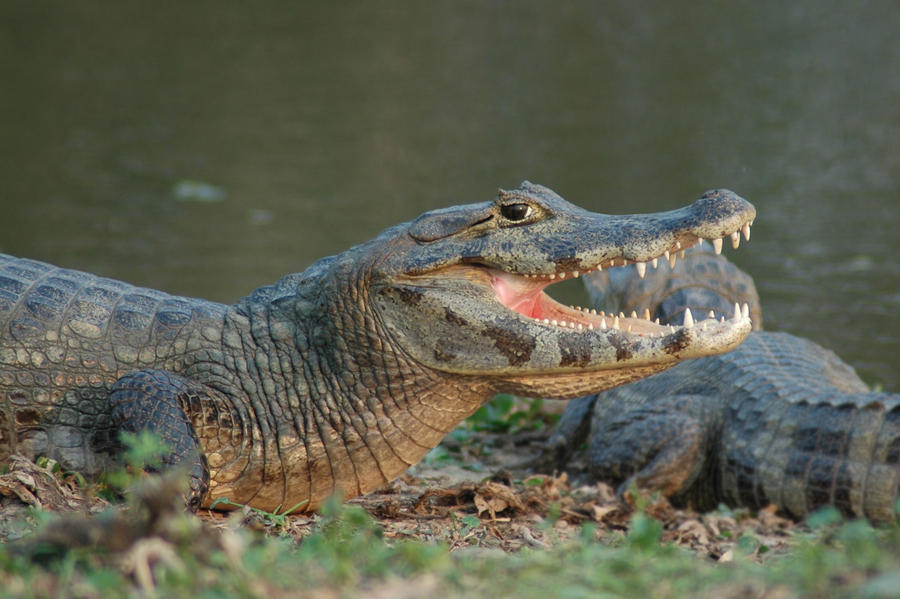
1 2 897 389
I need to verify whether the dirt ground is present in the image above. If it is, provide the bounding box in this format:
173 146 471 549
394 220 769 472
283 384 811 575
0 424 801 563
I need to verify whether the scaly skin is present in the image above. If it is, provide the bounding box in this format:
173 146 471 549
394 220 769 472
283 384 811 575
0 182 754 512
549 247 900 522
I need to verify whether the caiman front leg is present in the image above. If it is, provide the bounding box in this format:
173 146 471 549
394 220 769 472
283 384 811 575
586 394 719 510
108 370 215 511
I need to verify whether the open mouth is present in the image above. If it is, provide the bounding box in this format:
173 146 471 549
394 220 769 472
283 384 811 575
489 222 753 334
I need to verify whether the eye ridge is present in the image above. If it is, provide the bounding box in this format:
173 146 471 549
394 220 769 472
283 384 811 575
500 203 533 221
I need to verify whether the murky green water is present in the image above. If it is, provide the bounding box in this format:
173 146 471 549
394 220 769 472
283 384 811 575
1 2 897 389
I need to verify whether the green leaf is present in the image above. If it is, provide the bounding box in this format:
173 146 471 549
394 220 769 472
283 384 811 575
627 512 663 552
736 533 758 557
806 506 842 529
460 515 481 528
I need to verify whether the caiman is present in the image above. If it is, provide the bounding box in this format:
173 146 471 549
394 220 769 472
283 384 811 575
0 182 755 512
546 246 900 522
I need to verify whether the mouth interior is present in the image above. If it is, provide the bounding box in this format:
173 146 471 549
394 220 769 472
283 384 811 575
489 268 665 334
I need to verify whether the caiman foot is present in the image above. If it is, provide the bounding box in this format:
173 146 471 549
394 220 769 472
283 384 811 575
109 369 212 512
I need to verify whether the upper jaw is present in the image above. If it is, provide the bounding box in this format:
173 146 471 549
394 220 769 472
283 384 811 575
483 207 756 339
478 187 756 278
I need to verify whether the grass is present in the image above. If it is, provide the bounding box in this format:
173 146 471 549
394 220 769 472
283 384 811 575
2 417 900 597
4 498 900 598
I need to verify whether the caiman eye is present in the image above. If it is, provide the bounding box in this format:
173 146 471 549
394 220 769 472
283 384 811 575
500 203 533 221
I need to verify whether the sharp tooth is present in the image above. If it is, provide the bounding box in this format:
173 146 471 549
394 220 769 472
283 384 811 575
720 316 725 323
651 258 658 268
680 250 686 259
596 264 603 272
697 239 705 249
626 325 632 333
543 318 550 324
733 303 741 320
549 273 556 280
675 241 682 250
663 250 670 260
668 252 677 268
573 270 579 277
551 320 558 326
559 320 567 327
599 311 605 317
683 308 694 328
742 222 751 241
577 324 583 330
575 306 581 311
590 309 597 315
619 312 625 319
742 303 750 319
730 231 741 249
654 318 660 324
612 316 620 329
712 238 723 255
630 311 638 318
635 262 646 278
569 322 576 329
600 319 607 330
588 323 594 330
708 310 716 320
643 309 651 320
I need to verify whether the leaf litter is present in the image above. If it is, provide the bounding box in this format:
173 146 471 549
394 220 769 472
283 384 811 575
0 425 803 567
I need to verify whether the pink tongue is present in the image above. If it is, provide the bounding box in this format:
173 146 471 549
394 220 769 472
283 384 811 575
490 271 550 319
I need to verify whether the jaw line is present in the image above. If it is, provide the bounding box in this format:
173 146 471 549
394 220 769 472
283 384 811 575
380 263 752 382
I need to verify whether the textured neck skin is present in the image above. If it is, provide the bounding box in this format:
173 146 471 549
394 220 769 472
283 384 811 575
197 250 491 511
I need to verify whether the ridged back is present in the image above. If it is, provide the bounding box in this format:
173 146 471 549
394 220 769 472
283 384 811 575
714 333 900 521
0 254 225 472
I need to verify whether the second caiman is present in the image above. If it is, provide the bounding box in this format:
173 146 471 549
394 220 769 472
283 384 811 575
0 182 754 511
545 246 900 522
